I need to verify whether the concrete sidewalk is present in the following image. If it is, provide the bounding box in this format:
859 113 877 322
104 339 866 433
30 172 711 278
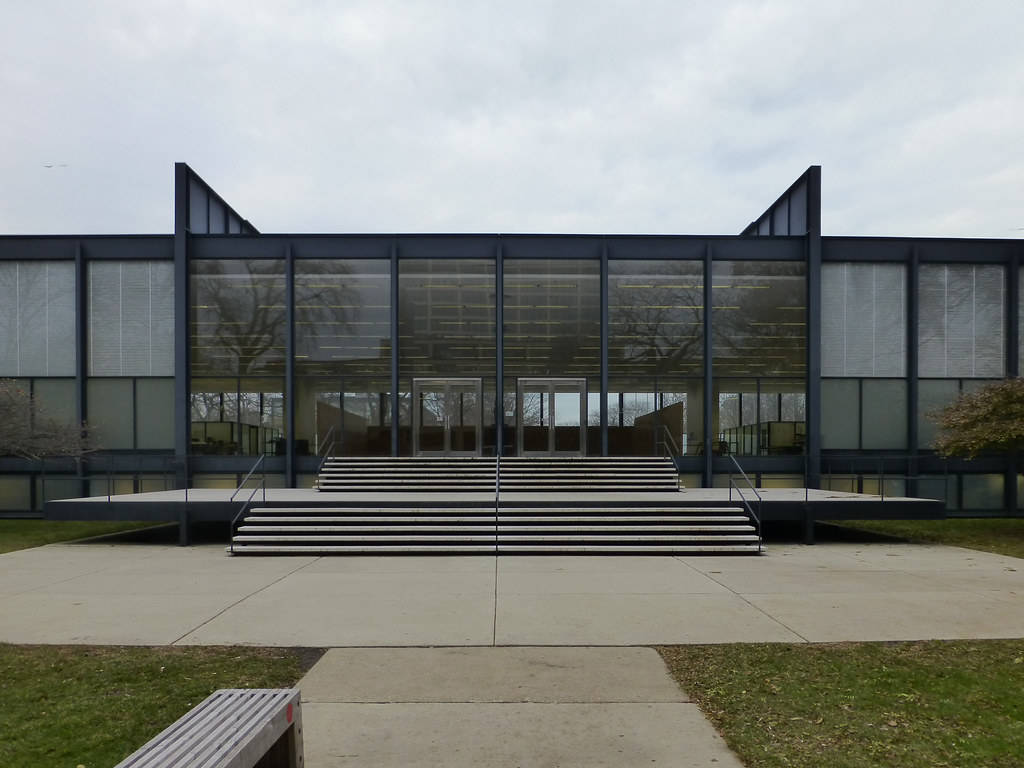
2 537 1021 768
297 646 744 768
0 540 1021 645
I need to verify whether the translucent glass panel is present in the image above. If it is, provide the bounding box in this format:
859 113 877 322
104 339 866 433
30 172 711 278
136 378 174 449
712 261 806 377
962 474 1004 510
821 378 906 449
0 476 31 511
608 260 703 376
191 260 286 376
917 379 959 449
822 379 859 449
0 261 75 376
87 378 134 449
398 259 495 378
295 259 390 377
504 259 600 377
33 378 76 427
821 263 906 376
862 379 907 449
88 261 174 376
919 264 1004 377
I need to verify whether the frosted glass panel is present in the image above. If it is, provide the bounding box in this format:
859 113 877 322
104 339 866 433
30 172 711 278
962 474 1004 510
136 378 175 449
89 261 174 376
87 378 134 449
821 263 906 376
821 379 859 449
861 379 907 449
919 265 1004 377
917 379 959 449
0 262 75 376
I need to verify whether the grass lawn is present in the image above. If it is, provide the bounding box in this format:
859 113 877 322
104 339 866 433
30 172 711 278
0 644 319 768
830 518 1024 559
660 640 1024 768
0 520 160 554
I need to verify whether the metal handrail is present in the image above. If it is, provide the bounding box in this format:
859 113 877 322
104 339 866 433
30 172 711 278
494 455 501 553
230 454 267 503
654 424 681 460
727 454 762 553
316 425 338 479
229 480 265 554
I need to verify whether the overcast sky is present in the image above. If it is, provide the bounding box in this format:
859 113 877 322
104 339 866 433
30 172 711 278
1 1 1022 238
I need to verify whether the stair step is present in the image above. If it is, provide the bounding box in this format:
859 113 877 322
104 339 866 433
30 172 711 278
244 516 751 524
237 525 755 534
229 544 759 554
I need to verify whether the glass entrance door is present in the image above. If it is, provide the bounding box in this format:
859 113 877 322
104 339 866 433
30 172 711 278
412 378 483 456
516 378 587 456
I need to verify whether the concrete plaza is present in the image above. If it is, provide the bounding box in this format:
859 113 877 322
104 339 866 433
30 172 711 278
0 535 1021 646
2 532 1022 767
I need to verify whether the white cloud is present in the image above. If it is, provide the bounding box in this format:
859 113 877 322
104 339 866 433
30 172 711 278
0 0 1022 237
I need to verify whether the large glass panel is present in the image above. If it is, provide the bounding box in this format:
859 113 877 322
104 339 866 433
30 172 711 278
0 476 31 511
504 259 600 378
608 260 702 376
712 260 806 377
861 379 907 449
399 259 495 378
917 379 960 449
135 378 175 449
821 379 859 449
88 261 174 376
191 260 286 376
606 379 702 456
0 261 75 376
821 263 905 376
295 259 391 378
190 377 238 454
919 264 1004 377
33 378 77 428
658 381 703 456
715 378 803 456
87 378 134 449
962 474 1004 510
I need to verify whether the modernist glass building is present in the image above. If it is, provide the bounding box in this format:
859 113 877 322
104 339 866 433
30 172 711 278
1 164 1021 514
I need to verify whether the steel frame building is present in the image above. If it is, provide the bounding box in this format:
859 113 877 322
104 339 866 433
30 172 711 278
0 164 1021 516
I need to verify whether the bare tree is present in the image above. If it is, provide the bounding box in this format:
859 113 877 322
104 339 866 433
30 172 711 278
0 379 97 459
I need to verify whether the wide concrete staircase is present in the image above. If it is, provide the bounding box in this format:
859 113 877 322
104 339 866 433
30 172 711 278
314 456 681 492
229 456 761 555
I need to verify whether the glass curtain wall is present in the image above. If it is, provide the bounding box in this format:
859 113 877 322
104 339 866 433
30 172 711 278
712 260 806 456
294 259 391 456
190 260 286 455
503 259 600 454
398 259 496 454
608 259 703 455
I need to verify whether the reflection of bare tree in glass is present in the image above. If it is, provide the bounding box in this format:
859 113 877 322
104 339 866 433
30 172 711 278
192 261 288 375
711 262 806 376
609 266 703 375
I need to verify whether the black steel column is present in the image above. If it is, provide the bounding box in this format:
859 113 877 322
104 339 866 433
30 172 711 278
495 240 504 456
285 244 295 486
805 166 822 492
390 240 400 456
703 242 713 486
600 241 609 456
74 241 88 498
907 246 920 497
172 164 190 490
1005 251 1019 512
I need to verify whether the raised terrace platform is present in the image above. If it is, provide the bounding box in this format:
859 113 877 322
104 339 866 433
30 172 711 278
46 487 946 552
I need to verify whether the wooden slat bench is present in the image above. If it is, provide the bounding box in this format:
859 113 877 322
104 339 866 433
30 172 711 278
114 688 303 768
